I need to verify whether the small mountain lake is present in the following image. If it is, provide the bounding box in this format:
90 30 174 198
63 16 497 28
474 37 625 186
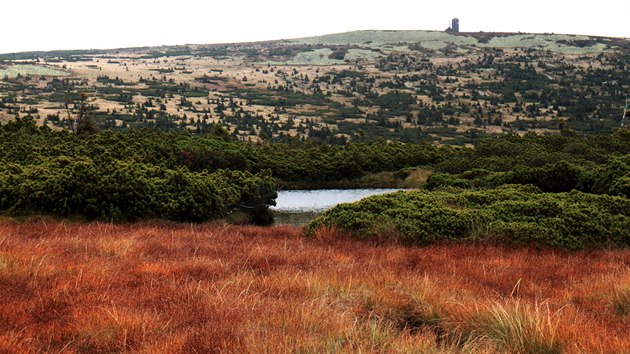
271 189 400 226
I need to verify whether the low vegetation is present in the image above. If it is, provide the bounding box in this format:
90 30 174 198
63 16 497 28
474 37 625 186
0 117 630 227
301 128 625 250
307 185 630 249
0 221 628 352
0 117 277 222
427 129 630 197
0 115 443 222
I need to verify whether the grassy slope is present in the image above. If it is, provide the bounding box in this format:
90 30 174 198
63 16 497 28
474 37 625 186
288 30 610 53
0 221 628 352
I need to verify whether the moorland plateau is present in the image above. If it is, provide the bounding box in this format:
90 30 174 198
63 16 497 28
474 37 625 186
1 30 628 144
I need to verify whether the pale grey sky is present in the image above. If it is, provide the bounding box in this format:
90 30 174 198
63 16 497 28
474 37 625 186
1 0 628 54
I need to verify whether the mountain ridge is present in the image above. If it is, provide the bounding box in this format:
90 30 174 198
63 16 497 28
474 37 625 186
1 29 627 58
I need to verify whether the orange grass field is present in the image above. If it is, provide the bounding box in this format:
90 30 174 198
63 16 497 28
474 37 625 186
0 221 629 353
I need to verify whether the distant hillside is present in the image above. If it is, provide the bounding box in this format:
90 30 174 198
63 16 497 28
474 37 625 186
0 30 622 60
0 30 628 145
288 30 614 54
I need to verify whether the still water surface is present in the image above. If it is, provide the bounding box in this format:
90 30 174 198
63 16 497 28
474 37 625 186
271 189 399 226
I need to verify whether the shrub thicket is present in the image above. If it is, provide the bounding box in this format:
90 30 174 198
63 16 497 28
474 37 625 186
307 185 630 249
0 116 439 221
427 130 630 197
0 117 276 222
2 115 629 226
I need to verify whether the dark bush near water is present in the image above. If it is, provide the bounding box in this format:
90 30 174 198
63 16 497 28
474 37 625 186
307 185 630 249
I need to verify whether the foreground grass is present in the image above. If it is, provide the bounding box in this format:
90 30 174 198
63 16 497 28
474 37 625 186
0 221 628 353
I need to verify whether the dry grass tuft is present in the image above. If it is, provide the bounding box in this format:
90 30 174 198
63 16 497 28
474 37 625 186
403 168 432 188
310 225 343 242
611 272 630 317
450 299 562 353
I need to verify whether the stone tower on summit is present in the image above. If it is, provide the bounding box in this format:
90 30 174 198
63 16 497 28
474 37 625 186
446 18 460 33
452 18 459 32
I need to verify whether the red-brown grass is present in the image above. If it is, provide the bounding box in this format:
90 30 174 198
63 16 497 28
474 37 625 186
0 220 628 353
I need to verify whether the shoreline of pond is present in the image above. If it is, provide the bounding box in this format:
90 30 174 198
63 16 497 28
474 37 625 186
271 188 403 226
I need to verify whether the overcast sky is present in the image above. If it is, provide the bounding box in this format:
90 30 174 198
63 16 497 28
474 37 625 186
1 0 628 54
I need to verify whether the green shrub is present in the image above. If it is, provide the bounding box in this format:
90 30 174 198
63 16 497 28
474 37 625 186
0 156 276 222
307 185 630 249
430 130 630 196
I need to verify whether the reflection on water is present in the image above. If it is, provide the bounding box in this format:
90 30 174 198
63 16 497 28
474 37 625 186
271 189 400 226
